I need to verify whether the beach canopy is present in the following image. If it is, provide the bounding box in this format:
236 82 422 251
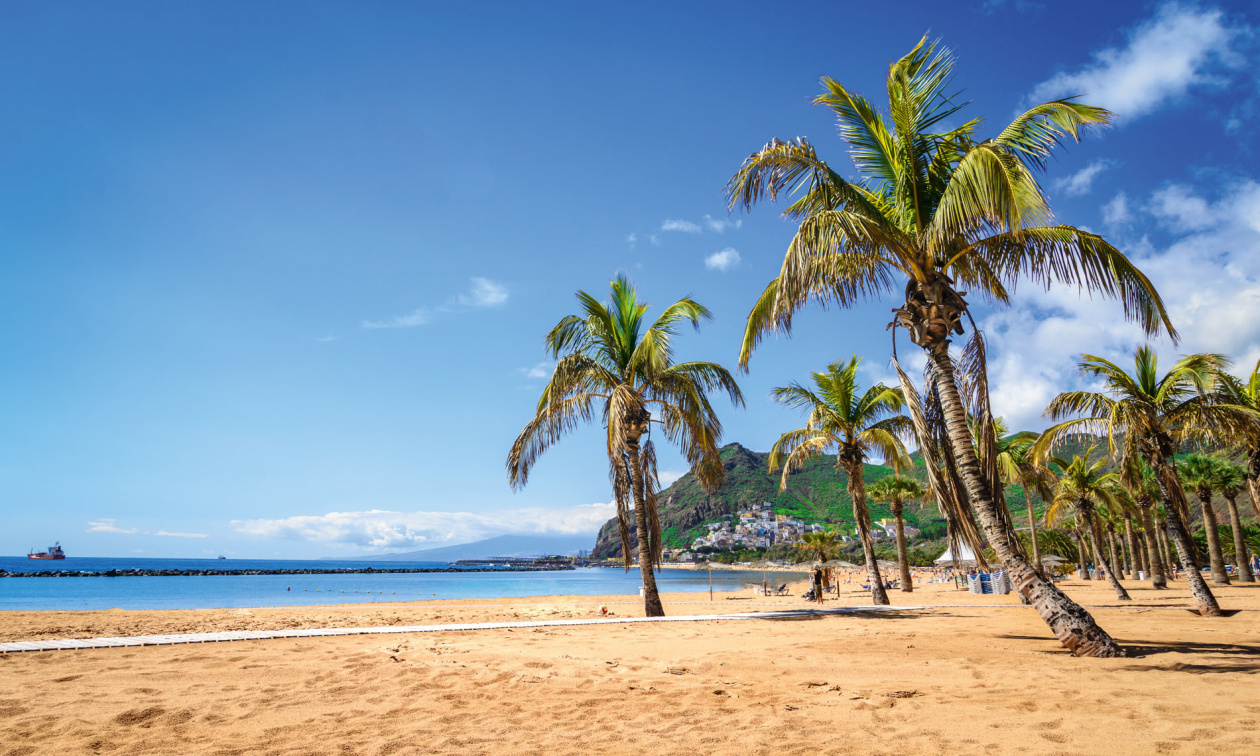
818 559 856 568
934 542 979 565
1040 554 1069 564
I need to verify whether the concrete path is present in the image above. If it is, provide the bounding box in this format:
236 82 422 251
0 605 924 654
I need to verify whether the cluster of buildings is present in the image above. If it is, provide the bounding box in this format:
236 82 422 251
665 505 922 561
680 502 826 556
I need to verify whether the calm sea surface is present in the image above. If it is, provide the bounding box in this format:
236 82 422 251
0 557 796 611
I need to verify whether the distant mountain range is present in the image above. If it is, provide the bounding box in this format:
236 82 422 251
341 534 595 563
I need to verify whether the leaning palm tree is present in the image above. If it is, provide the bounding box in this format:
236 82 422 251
506 275 743 617
726 35 1172 657
1044 450 1131 601
768 357 911 605
1036 347 1260 617
867 474 926 592
1178 454 1230 585
1217 461 1255 583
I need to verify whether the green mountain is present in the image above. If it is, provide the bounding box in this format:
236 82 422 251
590 442 943 558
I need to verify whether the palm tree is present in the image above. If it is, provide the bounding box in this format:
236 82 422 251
1044 451 1131 601
1218 461 1255 583
1118 459 1168 588
986 418 1056 575
1036 347 1259 617
868 474 926 592
795 530 840 564
725 36 1171 657
1178 454 1230 585
1218 360 1260 519
767 357 911 605
506 275 743 616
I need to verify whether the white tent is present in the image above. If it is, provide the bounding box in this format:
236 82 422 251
934 542 979 565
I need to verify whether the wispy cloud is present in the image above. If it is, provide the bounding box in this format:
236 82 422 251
626 233 637 248
458 277 509 308
1053 160 1113 197
703 214 742 233
315 335 338 343
705 247 741 272
87 519 139 535
1027 4 1245 123
155 531 209 539
661 219 702 234
1149 183 1216 232
519 361 554 380
1102 192 1131 225
362 308 429 330
648 234 661 246
233 503 616 550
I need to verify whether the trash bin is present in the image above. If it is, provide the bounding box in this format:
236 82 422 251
1137 570 1146 580
639 586 645 597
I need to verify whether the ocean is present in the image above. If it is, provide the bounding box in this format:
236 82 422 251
0 556 798 611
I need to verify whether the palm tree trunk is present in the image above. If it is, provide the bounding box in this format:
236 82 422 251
892 498 912 592
625 442 665 617
1108 529 1122 579
1153 461 1222 616
1074 529 1089 580
1224 495 1254 583
1249 474 1260 519
928 352 1124 657
1084 506 1130 601
848 463 889 605
1124 518 1138 577
1023 489 1042 575
1157 518 1175 578
1198 493 1230 585
1138 506 1166 588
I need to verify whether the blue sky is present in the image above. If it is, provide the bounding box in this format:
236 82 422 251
1 1 1256 558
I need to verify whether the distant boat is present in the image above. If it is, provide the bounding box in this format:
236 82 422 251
217 555 226 560
28 542 66 560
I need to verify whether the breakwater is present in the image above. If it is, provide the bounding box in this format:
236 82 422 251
1 565 575 578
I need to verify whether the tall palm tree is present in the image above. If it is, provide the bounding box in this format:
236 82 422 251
1178 454 1230 585
1036 347 1259 617
1217 461 1255 583
986 418 1056 575
506 275 744 617
725 36 1171 657
868 474 926 592
1044 450 1131 601
767 357 911 605
1218 360 1260 520
1118 459 1168 588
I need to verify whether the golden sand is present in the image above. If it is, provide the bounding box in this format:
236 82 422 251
1 576 1257 755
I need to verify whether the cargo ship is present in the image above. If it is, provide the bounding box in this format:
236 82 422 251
27 542 66 560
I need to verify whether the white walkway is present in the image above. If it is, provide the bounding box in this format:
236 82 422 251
0 605 923 654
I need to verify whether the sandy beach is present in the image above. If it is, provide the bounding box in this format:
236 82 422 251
1 576 1258 756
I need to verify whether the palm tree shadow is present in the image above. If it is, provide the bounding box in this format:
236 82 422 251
999 634 1260 672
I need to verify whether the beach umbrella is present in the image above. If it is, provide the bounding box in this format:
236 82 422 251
1040 554 1069 564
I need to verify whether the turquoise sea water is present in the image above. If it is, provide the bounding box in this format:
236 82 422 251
0 557 794 611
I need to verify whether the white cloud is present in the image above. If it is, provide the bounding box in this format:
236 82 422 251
648 234 661 246
661 219 702 234
362 308 429 329
626 233 637 247
519 361 554 380
315 335 338 343
703 214 742 232
232 503 617 550
155 531 209 539
1149 183 1216 231
1053 160 1112 197
705 247 741 271
1027 4 1244 122
657 469 687 488
458 277 509 308
1102 192 1131 225
977 177 1260 430
87 519 139 535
